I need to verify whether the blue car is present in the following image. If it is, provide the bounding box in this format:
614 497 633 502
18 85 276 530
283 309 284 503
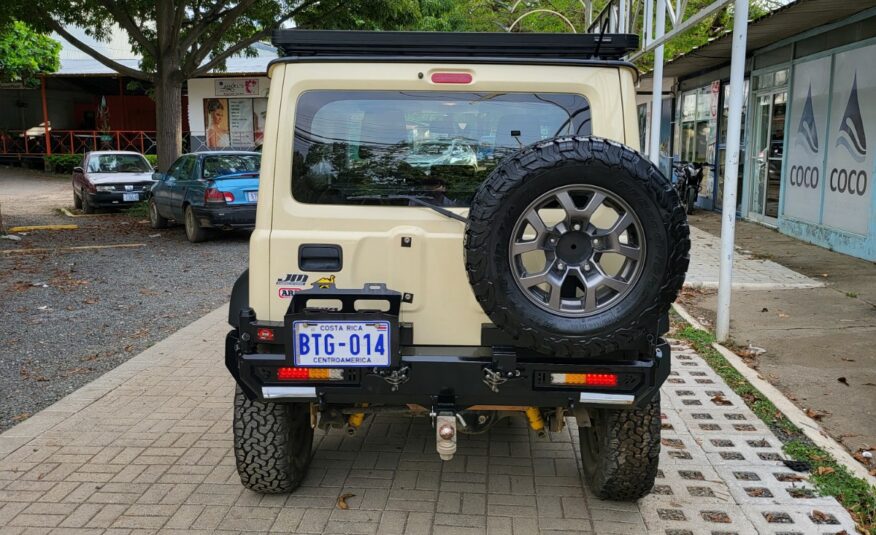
148 151 261 242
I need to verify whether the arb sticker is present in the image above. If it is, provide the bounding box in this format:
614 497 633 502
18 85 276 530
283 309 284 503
278 287 301 298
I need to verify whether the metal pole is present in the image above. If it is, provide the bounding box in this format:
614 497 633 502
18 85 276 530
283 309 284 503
716 0 749 342
644 0 652 44
648 0 666 165
40 75 51 156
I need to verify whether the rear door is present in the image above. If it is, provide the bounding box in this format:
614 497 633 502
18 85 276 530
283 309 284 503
170 156 196 218
259 62 630 346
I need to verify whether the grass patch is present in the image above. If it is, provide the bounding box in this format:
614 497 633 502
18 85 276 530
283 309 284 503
847 291 859 298
671 311 876 533
124 200 150 218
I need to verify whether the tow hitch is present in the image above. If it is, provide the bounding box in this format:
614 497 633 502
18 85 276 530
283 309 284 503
435 413 457 460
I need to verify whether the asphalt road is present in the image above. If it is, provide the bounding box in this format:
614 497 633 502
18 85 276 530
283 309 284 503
0 166 249 431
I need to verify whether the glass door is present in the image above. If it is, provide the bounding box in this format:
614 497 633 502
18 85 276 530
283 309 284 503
748 89 787 224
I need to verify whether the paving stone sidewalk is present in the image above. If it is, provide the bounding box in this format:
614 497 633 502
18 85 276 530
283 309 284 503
0 307 856 534
686 226 824 290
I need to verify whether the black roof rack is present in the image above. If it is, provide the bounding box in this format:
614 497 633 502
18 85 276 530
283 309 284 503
272 30 638 62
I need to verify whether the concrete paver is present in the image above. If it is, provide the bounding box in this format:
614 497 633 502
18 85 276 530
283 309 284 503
0 307 858 534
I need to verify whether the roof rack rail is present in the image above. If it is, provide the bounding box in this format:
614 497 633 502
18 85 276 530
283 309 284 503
272 30 638 62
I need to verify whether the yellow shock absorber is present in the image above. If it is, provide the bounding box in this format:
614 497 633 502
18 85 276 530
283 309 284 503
347 403 368 429
525 407 546 438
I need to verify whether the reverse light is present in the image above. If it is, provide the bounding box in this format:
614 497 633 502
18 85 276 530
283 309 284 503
550 373 618 387
256 328 275 342
431 72 473 84
277 367 344 381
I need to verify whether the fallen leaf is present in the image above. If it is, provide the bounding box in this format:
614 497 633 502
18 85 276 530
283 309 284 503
710 394 732 406
869 468 876 476
336 493 355 510
815 466 835 476
810 510 830 523
837 377 849 386
805 408 829 421
841 357 856 362
83 297 98 305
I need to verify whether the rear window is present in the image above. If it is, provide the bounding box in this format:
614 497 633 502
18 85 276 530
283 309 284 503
202 154 261 179
292 91 591 206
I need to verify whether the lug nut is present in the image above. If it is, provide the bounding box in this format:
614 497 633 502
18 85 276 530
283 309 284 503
592 238 600 246
556 262 565 271
438 423 455 440
573 223 581 231
584 262 591 271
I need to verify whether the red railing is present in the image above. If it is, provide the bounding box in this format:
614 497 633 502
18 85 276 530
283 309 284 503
0 130 158 156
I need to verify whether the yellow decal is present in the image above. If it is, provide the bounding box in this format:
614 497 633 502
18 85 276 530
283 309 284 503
316 275 336 289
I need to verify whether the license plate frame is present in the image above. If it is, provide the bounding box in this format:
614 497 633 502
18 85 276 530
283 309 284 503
122 193 139 202
246 191 258 202
292 320 392 368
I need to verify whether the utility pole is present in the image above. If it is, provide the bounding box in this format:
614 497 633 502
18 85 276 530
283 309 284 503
715 0 749 342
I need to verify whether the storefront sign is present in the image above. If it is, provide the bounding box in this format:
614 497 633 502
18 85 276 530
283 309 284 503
229 99 254 147
823 45 874 235
784 56 830 224
215 78 260 96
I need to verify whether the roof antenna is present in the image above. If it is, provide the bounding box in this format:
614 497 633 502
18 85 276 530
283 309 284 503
591 17 610 60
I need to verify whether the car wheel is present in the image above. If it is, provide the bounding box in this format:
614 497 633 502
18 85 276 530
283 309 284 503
149 199 169 229
184 205 208 243
73 190 82 209
465 136 689 357
233 385 313 494
579 395 661 500
81 192 95 214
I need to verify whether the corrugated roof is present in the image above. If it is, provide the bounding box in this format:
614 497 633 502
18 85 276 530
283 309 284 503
643 0 876 80
53 25 277 77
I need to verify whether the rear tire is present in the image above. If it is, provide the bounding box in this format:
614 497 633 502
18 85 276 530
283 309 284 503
578 394 661 501
149 198 169 229
184 205 208 242
233 386 314 494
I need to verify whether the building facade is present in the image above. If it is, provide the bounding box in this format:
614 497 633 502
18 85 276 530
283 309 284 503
640 4 876 261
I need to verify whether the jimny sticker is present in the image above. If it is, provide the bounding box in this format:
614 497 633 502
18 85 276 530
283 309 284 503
278 287 301 299
277 273 308 286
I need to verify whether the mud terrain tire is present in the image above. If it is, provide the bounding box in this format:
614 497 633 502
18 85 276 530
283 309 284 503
233 386 313 494
579 395 661 500
465 136 689 356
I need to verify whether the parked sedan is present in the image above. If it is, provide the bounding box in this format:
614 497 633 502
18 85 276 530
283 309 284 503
148 151 260 243
72 151 156 213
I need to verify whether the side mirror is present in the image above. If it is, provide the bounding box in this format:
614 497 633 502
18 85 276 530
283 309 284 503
73 166 83 174
152 172 164 181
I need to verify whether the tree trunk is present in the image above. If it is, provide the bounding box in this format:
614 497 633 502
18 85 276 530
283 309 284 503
154 75 182 171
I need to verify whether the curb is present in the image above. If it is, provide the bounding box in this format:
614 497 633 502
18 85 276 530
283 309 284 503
672 302 876 487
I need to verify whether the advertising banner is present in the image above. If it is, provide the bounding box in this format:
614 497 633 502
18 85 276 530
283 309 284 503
215 78 260 97
783 56 831 223
229 98 254 147
823 44 875 235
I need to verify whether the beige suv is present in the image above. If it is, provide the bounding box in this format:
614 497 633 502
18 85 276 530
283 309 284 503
226 30 690 501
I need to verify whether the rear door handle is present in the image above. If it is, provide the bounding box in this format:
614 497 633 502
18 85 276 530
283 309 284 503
298 244 342 272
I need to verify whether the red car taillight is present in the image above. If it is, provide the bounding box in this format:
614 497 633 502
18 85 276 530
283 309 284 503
204 187 231 203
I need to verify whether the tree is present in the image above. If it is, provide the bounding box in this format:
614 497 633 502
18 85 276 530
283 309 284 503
0 20 60 87
6 0 420 169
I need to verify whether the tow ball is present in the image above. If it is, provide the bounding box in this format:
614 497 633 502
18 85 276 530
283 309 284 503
435 413 457 460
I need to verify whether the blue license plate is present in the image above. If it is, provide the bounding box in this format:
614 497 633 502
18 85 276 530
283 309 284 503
293 320 391 367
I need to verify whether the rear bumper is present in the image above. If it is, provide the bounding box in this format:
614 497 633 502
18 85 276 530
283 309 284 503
192 204 256 229
226 329 670 410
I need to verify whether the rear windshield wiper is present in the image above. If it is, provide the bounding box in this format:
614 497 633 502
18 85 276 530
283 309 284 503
346 194 469 224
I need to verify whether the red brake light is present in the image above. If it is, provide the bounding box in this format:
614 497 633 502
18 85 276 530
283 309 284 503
204 187 225 203
549 373 619 387
256 328 275 342
431 72 472 84
277 367 344 381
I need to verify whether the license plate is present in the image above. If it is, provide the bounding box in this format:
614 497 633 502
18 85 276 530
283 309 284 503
293 320 390 367
122 193 139 202
246 191 258 202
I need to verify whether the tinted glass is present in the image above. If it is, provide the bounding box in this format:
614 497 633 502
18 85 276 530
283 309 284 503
87 154 151 173
201 154 261 179
292 91 592 206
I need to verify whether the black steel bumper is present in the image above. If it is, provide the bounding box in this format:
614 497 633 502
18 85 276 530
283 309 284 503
192 205 256 229
85 190 145 207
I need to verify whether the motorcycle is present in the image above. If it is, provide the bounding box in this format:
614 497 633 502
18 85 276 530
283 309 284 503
671 160 703 215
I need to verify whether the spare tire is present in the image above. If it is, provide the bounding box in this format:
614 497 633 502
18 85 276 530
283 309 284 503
465 136 689 357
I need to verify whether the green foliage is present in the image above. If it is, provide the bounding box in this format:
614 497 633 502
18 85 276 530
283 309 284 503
44 154 83 174
144 155 158 168
672 313 876 533
0 20 60 86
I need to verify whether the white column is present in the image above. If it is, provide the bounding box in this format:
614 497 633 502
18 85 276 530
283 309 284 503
716 0 749 342
648 0 666 165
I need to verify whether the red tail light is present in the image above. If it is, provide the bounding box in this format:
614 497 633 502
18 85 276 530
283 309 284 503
277 367 344 381
431 72 473 84
204 188 225 203
550 373 618 387
256 328 275 342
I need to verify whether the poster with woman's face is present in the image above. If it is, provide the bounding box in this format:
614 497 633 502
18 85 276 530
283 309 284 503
204 98 230 148
253 98 268 145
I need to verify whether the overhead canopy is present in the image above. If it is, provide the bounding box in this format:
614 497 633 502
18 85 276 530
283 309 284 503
643 0 876 80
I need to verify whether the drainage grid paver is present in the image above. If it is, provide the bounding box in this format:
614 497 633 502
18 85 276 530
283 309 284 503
0 308 858 534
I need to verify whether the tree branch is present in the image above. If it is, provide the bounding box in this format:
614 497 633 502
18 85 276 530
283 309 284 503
96 0 157 56
190 27 272 76
181 1 234 50
45 20 152 81
184 0 261 71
